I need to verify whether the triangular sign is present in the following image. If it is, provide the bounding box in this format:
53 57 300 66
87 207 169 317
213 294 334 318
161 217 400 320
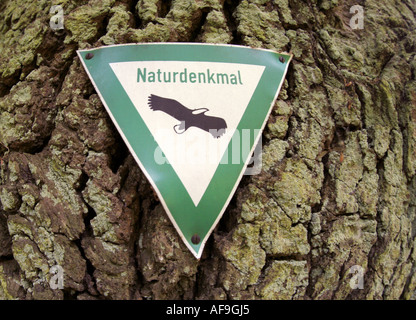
77 43 292 259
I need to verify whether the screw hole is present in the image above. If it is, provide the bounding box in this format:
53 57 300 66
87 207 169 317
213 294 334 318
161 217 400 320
191 234 200 245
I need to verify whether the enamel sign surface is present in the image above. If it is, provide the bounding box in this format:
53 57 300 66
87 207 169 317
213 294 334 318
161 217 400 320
77 43 292 258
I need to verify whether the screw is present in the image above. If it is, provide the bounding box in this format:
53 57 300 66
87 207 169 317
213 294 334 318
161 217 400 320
279 56 285 63
191 234 200 245
85 52 94 60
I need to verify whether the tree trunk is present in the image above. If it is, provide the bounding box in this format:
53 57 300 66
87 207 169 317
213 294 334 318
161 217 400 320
0 0 416 300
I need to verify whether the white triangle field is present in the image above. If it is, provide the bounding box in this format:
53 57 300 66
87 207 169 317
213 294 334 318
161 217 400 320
110 61 265 206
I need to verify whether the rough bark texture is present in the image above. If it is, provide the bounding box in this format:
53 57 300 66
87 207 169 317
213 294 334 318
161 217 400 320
0 0 416 300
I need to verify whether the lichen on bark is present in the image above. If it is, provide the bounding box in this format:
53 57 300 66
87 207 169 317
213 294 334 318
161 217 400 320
0 0 416 300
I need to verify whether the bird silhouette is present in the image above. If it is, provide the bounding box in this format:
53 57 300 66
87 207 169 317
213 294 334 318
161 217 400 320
147 94 227 138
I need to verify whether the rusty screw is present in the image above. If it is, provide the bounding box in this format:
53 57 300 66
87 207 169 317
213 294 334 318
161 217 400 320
85 52 94 60
191 234 200 245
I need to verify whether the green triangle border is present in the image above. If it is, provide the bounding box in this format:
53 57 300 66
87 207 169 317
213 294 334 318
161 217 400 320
77 43 292 259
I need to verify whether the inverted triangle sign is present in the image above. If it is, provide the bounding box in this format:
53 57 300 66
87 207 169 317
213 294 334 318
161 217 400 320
77 43 292 259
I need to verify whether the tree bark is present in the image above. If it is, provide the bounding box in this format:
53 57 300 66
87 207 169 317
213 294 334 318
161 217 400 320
0 0 416 300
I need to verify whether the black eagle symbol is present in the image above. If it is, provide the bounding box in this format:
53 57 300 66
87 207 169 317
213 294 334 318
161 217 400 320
147 94 227 138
